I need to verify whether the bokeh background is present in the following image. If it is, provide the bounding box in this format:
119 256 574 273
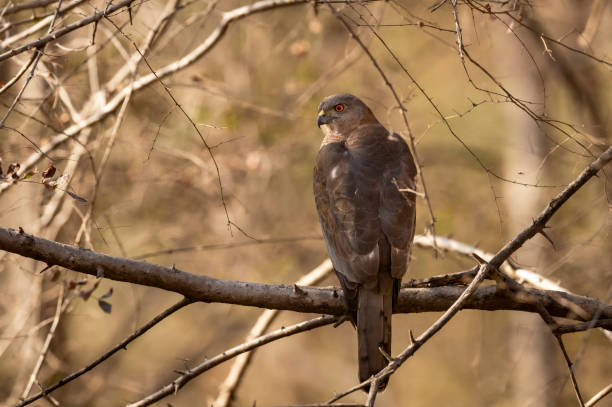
0 0 611 406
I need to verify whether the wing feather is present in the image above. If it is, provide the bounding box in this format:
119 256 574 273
314 125 416 286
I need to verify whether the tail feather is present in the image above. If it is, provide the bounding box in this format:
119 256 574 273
357 279 393 390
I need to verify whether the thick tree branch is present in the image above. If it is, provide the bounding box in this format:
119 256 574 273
0 227 610 323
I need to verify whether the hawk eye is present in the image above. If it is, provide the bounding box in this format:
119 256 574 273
334 104 344 112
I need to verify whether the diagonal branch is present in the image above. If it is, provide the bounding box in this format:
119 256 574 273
0 0 316 197
586 383 612 407
126 315 338 407
15 297 192 407
329 144 612 401
213 259 333 407
0 0 138 62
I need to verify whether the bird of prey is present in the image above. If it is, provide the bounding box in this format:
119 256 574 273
313 93 417 390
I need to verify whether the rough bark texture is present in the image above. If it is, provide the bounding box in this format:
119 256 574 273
0 227 610 322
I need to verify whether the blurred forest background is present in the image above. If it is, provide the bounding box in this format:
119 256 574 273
0 0 611 406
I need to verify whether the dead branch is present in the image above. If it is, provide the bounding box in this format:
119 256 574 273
126 315 338 407
0 226 610 322
327 144 612 402
586 383 612 407
0 0 138 62
213 259 333 407
15 297 192 407
0 0 316 197
20 285 64 399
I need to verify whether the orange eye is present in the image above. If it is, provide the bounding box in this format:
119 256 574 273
334 104 344 112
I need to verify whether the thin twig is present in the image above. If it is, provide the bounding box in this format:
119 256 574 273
2 0 57 15
15 297 192 407
0 51 37 97
0 0 316 197
20 284 65 399
329 144 612 401
126 315 337 407
213 259 333 407
133 236 323 259
328 1 438 243
586 383 612 407
1 0 64 132
554 319 612 335
555 335 585 407
450 0 463 59
0 0 138 62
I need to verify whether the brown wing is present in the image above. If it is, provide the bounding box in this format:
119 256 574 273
377 132 417 278
313 139 380 294
313 125 416 287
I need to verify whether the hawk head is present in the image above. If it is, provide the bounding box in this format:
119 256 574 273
317 93 377 137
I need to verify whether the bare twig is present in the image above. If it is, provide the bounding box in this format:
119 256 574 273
126 315 338 407
20 285 64 399
0 0 86 49
73 0 180 245
2 0 59 16
449 0 463 59
554 319 612 335
133 236 322 259
213 259 333 407
15 297 192 407
403 266 477 287
0 51 37 97
586 383 612 407
0 0 138 62
555 335 585 407
0 0 316 197
329 145 612 401
1 0 64 130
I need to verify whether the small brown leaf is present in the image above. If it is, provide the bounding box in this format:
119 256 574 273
42 165 56 179
97 299 112 314
79 279 100 301
7 163 20 177
6 163 20 183
100 287 113 300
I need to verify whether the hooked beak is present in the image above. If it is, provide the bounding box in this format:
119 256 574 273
317 110 333 128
